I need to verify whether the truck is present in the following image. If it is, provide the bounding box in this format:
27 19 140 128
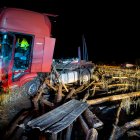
0 7 95 96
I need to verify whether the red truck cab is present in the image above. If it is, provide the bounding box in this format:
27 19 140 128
0 8 55 94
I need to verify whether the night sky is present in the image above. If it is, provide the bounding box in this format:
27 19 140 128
0 0 139 64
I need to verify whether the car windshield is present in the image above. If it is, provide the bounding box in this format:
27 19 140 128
0 32 13 65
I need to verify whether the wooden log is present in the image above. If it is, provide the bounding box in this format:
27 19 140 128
92 75 100 82
65 88 75 100
123 118 140 130
45 79 57 91
32 95 40 111
81 81 95 92
109 101 122 140
82 90 90 102
75 84 85 94
86 128 98 140
78 115 89 134
35 89 43 102
83 109 103 129
113 77 128 79
39 134 46 140
55 84 62 103
9 127 25 140
90 85 96 97
50 133 57 140
65 123 73 140
33 82 46 110
74 81 103 95
61 82 69 92
127 130 140 138
107 84 132 88
59 131 63 140
87 91 140 105
110 118 140 140
107 88 129 94
41 99 54 108
3 111 29 140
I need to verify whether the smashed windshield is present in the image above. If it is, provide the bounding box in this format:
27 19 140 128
0 33 13 65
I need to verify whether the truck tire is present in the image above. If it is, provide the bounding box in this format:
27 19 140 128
23 78 40 97
80 68 91 84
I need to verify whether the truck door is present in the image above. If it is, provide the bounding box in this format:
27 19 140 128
42 37 56 72
31 36 55 73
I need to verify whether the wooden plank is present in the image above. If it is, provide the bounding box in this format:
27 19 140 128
45 101 88 134
27 99 84 131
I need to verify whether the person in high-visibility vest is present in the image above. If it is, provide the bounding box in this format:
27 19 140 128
15 38 30 67
20 38 29 50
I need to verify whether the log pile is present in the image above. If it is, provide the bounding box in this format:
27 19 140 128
3 65 140 140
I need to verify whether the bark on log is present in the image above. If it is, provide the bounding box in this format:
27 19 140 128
41 99 54 108
91 85 96 97
107 88 129 94
45 79 57 91
78 115 89 134
50 133 57 140
109 101 122 140
87 91 140 105
86 128 98 140
80 81 95 93
39 134 46 140
55 84 62 103
107 84 132 88
127 130 140 138
75 85 85 94
33 82 46 109
3 111 29 140
113 77 128 79
65 88 75 100
82 90 90 102
110 118 140 140
83 109 103 129
65 123 73 140
78 81 104 93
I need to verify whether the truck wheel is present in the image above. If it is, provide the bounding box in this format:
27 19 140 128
23 78 40 96
80 68 91 84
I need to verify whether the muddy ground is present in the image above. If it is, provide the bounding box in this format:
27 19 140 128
0 87 32 138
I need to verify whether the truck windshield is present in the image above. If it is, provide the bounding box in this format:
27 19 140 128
0 34 2 57
0 33 13 65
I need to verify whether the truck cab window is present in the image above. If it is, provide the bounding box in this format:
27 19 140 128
0 33 13 66
13 34 32 70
